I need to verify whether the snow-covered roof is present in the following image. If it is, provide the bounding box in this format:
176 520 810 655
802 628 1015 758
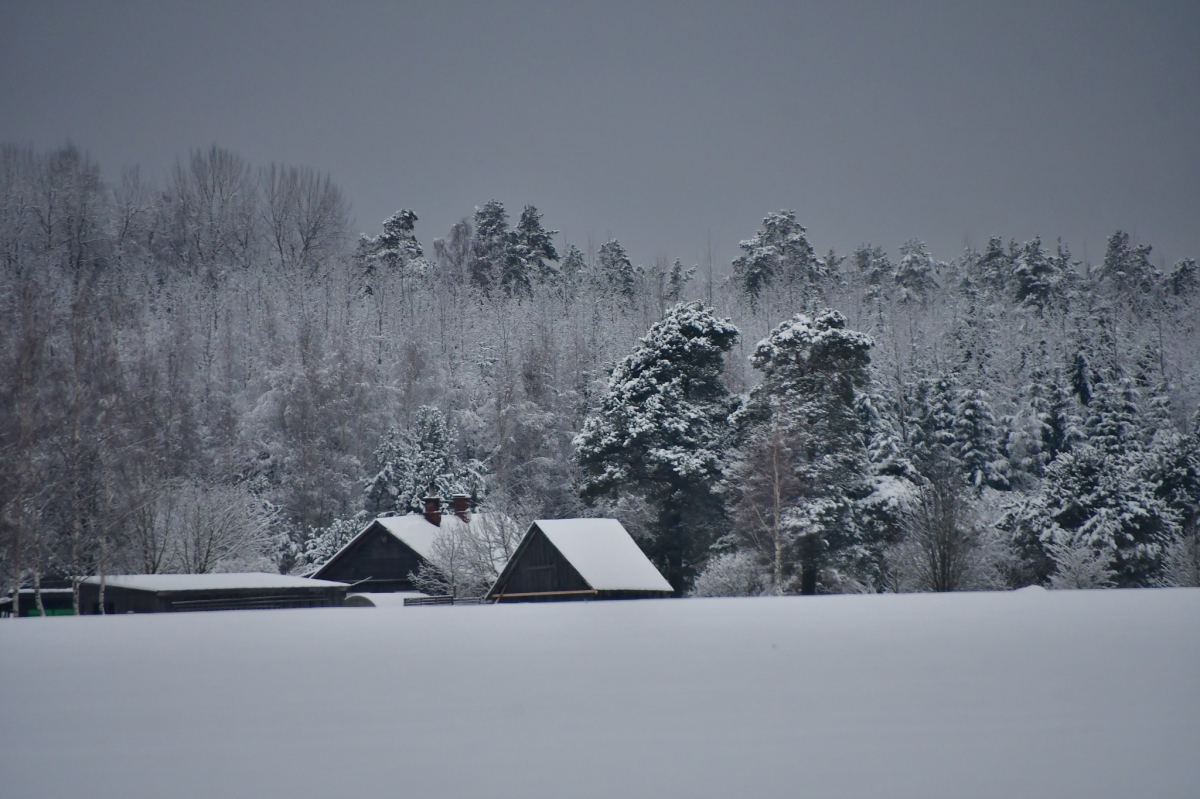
533 518 673 592
80 573 347 592
373 515 441 561
337 512 510 567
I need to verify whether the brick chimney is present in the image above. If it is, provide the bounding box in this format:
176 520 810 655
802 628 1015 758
451 493 470 523
422 495 442 526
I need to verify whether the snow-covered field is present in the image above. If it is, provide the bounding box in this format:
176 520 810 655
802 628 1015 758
2 588 1197 798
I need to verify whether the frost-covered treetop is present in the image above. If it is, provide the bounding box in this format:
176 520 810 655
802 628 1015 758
612 301 740 390
731 210 825 302
750 310 873 379
575 301 740 497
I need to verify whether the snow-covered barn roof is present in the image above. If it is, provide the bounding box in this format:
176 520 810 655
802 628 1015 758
372 515 441 562
324 512 510 568
81 573 347 591
523 518 673 592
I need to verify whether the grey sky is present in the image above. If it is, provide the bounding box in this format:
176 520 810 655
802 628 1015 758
3 0 1198 270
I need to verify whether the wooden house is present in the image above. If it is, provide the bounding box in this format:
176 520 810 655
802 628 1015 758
312 495 506 594
487 518 674 602
77 573 348 614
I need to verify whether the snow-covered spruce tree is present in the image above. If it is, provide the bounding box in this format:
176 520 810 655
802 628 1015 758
953 387 1009 491
574 302 740 591
468 199 510 293
1007 444 1178 587
1012 237 1068 314
298 510 370 572
1084 377 1144 455
734 310 878 593
365 406 483 516
512 204 559 284
596 238 639 301
908 375 959 471
1028 368 1083 471
731 210 825 310
893 239 940 303
1098 229 1158 297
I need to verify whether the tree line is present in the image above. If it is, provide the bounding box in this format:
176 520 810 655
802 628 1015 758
2 143 1198 614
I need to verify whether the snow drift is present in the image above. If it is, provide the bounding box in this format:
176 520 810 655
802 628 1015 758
1 588 1197 798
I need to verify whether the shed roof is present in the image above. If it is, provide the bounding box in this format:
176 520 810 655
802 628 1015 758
81 573 347 592
528 519 673 592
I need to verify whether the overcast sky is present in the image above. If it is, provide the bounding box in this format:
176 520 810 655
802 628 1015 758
3 0 1198 270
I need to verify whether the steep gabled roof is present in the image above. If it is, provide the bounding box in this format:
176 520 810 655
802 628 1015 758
373 515 441 561
490 518 673 596
315 513 513 577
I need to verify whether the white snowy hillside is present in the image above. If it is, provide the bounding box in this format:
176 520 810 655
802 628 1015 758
2 589 1198 799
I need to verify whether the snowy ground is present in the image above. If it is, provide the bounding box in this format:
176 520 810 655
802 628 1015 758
2 588 1197 799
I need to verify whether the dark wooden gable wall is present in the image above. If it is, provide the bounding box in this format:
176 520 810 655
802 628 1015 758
313 521 428 592
493 525 592 599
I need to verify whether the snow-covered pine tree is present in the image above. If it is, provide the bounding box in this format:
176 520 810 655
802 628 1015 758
596 238 639 300
560 244 586 282
1013 237 1066 314
1010 444 1178 587
731 210 824 309
664 258 695 304
850 244 892 298
736 309 878 593
574 301 740 591
298 511 370 571
1164 258 1198 298
909 375 959 471
974 236 1016 296
1084 377 1143 455
893 239 940 303
512 204 559 285
365 406 481 516
1098 230 1158 297
468 199 510 293
953 387 1009 490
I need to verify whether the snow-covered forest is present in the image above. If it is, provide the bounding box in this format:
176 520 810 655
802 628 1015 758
3 143 1199 603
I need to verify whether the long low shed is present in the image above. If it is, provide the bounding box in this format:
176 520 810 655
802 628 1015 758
78 573 348 614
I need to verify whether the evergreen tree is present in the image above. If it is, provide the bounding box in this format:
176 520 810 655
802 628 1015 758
1013 445 1178 587
953 387 1008 490
574 302 740 590
1027 368 1082 471
1164 258 1198 297
664 258 695 304
468 200 510 293
1013 237 1065 313
596 238 638 300
975 236 1016 296
365 406 482 516
737 310 877 593
1098 230 1158 296
560 244 586 282
851 244 892 294
731 210 824 308
1084 378 1143 455
909 375 959 470
893 239 940 302
512 204 559 283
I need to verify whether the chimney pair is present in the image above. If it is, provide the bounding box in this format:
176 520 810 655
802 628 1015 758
422 493 471 526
